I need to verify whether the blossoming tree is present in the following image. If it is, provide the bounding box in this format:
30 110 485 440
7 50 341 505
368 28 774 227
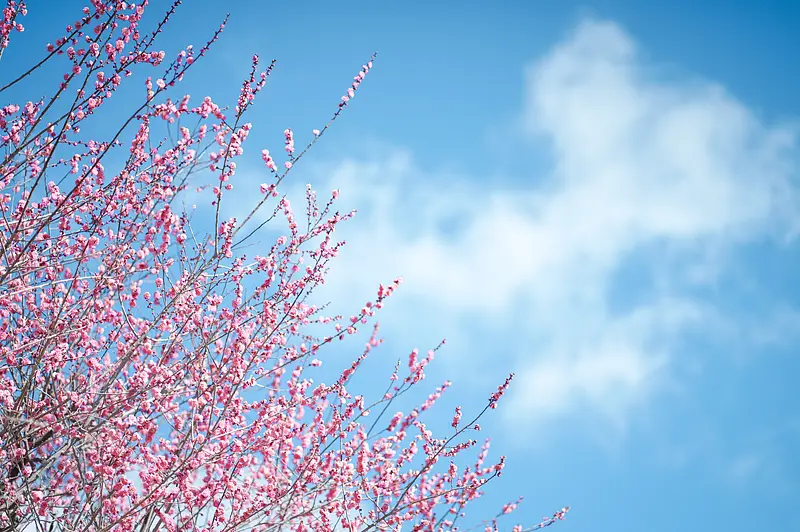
0 1 568 531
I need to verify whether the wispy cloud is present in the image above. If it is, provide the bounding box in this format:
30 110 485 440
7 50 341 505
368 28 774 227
245 19 798 441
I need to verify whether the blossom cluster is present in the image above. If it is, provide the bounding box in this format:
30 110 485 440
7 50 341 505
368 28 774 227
0 2 566 531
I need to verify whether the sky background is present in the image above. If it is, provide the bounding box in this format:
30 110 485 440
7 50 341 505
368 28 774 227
5 1 800 531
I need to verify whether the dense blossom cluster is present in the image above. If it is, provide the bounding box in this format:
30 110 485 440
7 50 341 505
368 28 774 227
0 1 568 531
0 1 25 54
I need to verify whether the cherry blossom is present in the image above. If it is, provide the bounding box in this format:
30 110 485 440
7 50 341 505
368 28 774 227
0 2 567 531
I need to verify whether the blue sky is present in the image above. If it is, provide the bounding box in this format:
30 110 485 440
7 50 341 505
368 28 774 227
5 1 800 531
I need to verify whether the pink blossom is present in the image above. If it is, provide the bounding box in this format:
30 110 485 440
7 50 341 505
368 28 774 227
0 5 566 532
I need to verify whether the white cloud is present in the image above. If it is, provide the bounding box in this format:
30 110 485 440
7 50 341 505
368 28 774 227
268 19 799 437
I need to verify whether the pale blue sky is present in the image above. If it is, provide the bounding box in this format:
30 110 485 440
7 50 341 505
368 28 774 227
4 1 799 531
